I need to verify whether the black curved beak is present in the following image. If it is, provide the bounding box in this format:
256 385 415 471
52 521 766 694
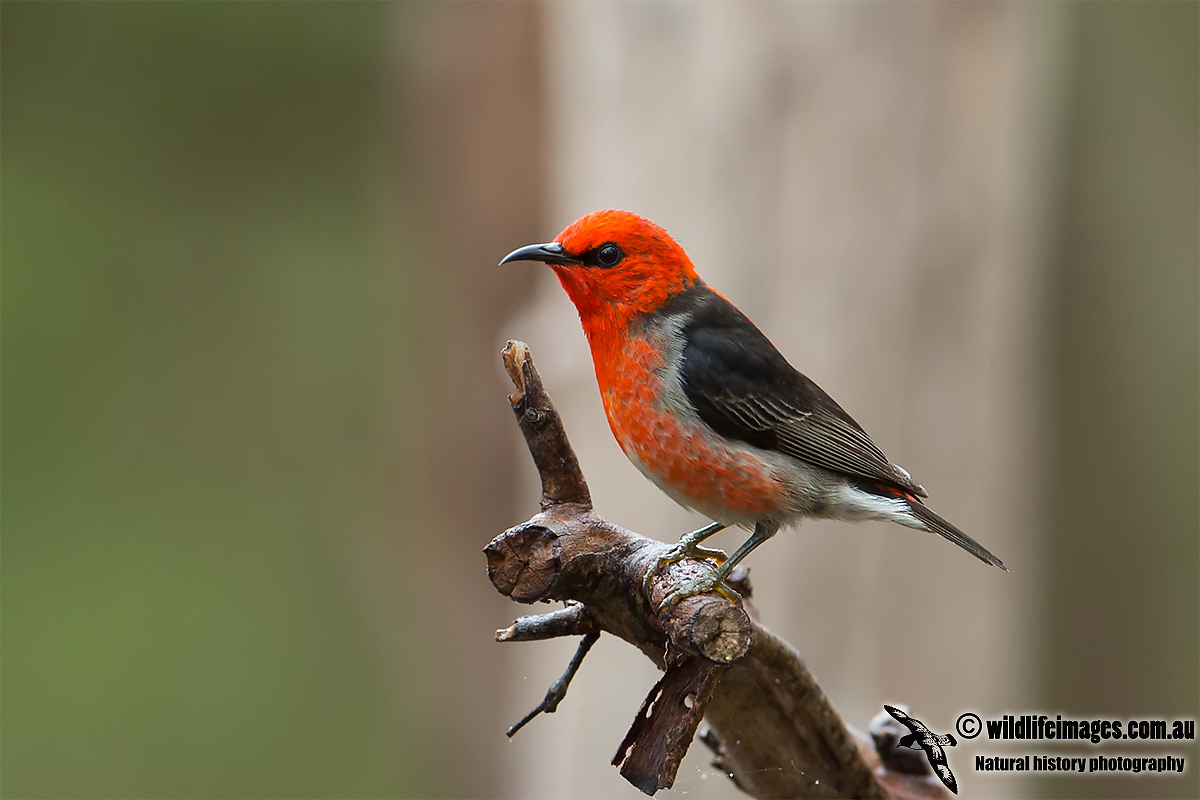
499 241 582 267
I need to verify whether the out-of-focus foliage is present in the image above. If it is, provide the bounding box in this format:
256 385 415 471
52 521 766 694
2 4 430 796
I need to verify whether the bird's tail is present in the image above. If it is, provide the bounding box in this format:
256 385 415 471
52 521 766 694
903 499 1007 571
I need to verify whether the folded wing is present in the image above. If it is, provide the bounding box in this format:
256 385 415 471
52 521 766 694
678 289 928 498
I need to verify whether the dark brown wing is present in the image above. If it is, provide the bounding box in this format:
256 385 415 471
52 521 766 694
673 286 927 497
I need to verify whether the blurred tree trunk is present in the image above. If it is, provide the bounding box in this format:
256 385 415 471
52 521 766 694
1044 4 1199 799
362 3 547 796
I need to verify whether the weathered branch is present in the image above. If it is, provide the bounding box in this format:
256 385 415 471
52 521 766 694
503 340 591 509
496 601 597 642
487 341 950 799
613 651 725 794
506 631 600 737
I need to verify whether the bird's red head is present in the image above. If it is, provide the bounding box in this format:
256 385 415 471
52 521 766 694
501 210 700 333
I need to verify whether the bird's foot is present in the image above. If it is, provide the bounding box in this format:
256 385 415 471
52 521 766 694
656 568 741 612
642 540 728 599
641 522 730 600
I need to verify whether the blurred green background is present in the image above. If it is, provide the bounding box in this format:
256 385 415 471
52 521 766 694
3 3 544 796
3 4 413 796
2 2 1195 798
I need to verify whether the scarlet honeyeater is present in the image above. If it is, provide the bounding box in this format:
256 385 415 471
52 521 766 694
502 210 1006 605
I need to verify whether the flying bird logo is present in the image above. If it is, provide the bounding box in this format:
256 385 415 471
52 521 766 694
884 704 959 794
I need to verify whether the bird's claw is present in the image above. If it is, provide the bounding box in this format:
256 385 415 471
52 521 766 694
656 571 741 612
643 542 728 598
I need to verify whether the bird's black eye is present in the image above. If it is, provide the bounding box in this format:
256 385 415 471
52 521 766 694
596 243 623 267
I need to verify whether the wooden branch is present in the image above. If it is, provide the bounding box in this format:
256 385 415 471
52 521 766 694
506 631 600 737
496 601 597 643
487 341 950 799
613 652 725 794
502 340 591 509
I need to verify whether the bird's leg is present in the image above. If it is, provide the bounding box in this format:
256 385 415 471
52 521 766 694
658 521 779 610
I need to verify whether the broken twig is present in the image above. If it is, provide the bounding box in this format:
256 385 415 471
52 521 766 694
506 631 601 737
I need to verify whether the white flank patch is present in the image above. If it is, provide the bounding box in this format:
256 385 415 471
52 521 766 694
833 484 918 527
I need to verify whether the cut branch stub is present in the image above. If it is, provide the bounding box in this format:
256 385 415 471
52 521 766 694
645 556 752 664
484 522 560 602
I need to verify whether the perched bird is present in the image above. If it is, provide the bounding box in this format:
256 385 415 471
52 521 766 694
883 705 959 794
501 210 1005 606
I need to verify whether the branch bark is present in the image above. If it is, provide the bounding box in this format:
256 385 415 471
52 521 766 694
487 341 951 799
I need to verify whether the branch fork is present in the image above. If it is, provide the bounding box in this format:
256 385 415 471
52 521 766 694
487 340 949 799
